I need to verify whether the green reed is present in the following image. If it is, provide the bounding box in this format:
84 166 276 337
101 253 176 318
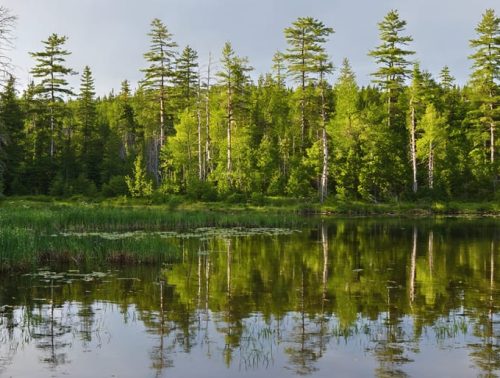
0 202 307 233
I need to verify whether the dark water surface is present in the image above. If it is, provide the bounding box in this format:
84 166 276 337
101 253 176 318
0 218 499 377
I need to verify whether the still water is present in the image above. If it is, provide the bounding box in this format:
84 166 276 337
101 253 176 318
0 218 499 377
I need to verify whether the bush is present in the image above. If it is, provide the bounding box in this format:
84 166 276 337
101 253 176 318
102 176 128 197
225 193 246 204
186 179 218 201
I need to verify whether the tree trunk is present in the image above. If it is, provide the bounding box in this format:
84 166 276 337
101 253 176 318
428 231 434 274
320 127 328 203
300 34 306 150
428 141 434 189
49 106 55 158
410 103 418 193
205 53 212 176
159 92 165 148
197 74 203 181
319 68 328 203
226 70 233 184
409 226 417 304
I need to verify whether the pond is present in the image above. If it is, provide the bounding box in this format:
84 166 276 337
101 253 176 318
0 218 499 377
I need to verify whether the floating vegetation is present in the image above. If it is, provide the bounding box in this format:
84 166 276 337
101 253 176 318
59 227 300 240
24 269 113 282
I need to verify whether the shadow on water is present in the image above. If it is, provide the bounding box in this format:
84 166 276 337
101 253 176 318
0 217 499 377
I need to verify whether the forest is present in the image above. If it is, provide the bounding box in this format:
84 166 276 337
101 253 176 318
0 7 498 203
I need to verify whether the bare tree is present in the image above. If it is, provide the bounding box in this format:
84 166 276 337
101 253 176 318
0 6 16 82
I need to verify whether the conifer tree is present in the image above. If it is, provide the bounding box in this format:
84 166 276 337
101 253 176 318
30 33 76 158
439 66 455 91
468 9 499 189
369 10 414 129
272 51 286 88
142 18 178 148
284 17 333 149
330 58 361 198
77 66 99 183
0 76 23 193
174 46 199 111
216 42 252 186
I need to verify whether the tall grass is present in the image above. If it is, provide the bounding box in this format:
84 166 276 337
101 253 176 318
0 203 308 233
0 202 308 271
0 227 182 270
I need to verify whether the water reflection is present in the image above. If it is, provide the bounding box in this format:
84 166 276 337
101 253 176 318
0 218 499 377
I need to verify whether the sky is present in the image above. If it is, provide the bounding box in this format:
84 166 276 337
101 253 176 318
2 0 499 96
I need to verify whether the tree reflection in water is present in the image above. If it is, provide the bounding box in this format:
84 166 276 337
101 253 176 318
0 218 498 377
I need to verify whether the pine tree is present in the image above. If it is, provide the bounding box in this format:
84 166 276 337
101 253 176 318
30 33 76 158
0 76 23 193
216 42 252 186
272 51 286 88
141 18 178 147
284 17 333 148
369 10 414 129
439 66 455 91
368 10 414 198
117 80 139 160
330 58 361 199
77 66 99 184
174 45 199 111
468 9 499 190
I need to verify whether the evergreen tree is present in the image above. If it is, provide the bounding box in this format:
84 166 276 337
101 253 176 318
369 10 414 128
174 45 199 111
272 51 286 88
77 66 100 184
141 18 178 147
0 76 23 193
368 10 414 197
468 9 499 190
284 17 333 148
30 33 76 158
329 59 361 199
439 66 455 91
216 42 252 188
117 80 139 160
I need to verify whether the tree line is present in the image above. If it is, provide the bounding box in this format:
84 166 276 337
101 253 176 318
0 8 498 202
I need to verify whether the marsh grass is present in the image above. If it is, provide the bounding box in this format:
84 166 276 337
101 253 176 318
0 227 183 271
0 202 306 271
0 202 307 233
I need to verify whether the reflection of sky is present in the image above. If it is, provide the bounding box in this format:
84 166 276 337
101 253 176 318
0 304 489 377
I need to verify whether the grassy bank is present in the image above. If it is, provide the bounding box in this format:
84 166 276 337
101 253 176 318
0 196 497 271
3 195 499 216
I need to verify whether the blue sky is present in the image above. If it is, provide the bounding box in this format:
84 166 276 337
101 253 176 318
3 0 499 95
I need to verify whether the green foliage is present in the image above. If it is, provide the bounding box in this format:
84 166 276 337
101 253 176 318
0 9 497 203
101 175 128 197
125 154 153 197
